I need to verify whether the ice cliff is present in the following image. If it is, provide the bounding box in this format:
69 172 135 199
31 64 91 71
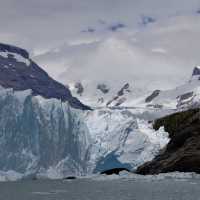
0 87 170 180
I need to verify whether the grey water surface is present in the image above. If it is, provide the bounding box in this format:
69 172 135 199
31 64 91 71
1 177 200 200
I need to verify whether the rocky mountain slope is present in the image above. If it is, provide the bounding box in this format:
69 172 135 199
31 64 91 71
136 67 200 174
145 66 200 110
69 81 142 107
0 43 90 110
137 108 200 174
67 66 200 110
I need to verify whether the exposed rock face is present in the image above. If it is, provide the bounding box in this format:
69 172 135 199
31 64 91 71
136 108 200 174
106 83 130 106
145 90 161 103
192 66 200 76
177 92 194 109
0 43 29 58
75 82 84 96
117 83 130 96
0 43 90 110
97 84 109 94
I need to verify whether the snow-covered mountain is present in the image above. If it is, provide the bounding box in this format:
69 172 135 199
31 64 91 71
2 42 200 181
34 37 183 108
0 43 90 110
64 64 200 110
145 66 200 110
69 81 144 107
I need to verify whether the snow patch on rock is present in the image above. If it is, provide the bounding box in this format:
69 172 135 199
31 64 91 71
0 51 31 66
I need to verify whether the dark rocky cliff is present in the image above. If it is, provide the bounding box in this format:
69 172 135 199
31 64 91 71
137 108 200 174
0 43 90 110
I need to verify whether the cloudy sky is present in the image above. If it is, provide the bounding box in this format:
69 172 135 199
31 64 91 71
1 0 200 90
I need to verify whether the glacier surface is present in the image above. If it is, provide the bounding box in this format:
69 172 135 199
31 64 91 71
0 87 170 180
0 87 91 179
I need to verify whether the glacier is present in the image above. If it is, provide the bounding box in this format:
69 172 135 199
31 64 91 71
0 86 170 180
85 109 169 173
0 87 91 179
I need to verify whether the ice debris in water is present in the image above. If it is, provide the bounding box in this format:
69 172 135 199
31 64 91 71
90 171 200 182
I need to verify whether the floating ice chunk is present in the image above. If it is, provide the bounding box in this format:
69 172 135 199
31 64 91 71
89 171 200 182
0 170 23 182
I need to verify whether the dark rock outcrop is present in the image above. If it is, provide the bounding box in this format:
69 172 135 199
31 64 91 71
97 84 109 94
0 43 90 110
145 90 160 103
0 43 29 59
137 108 200 174
117 83 130 96
192 66 200 76
100 168 130 175
106 83 130 106
75 82 84 96
63 176 77 180
177 92 194 108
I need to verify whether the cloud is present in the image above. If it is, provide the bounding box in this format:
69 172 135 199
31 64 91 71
0 0 199 50
1 0 200 91
33 14 200 91
151 48 167 54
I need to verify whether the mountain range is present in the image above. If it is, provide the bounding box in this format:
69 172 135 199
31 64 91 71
0 42 200 180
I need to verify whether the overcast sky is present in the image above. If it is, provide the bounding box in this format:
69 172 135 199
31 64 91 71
1 0 199 49
1 0 200 90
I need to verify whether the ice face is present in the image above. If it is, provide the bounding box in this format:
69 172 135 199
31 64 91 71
84 109 169 173
0 88 91 177
0 87 170 180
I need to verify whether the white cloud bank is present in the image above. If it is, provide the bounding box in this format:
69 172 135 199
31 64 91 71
0 0 200 91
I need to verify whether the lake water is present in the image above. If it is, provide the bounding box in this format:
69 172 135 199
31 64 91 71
0 176 200 200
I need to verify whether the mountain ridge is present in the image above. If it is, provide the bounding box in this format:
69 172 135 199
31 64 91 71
0 43 90 110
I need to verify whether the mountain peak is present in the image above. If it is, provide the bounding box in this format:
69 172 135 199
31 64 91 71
0 43 29 59
0 43 90 110
192 66 200 76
